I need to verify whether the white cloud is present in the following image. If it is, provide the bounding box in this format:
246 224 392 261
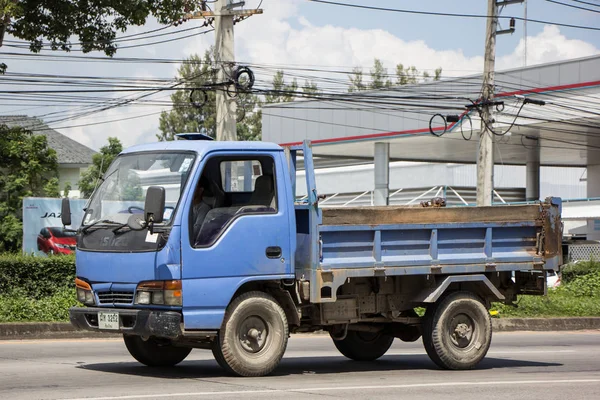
231 8 599 80
497 25 600 70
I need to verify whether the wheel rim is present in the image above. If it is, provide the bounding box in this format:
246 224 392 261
449 313 475 349
238 316 268 353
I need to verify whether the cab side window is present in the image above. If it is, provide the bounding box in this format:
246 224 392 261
192 156 277 247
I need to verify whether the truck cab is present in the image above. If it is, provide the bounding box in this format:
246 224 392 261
70 139 297 369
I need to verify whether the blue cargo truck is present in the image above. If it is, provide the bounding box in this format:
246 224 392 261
66 137 563 377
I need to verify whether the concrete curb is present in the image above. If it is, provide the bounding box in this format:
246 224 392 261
1 318 599 340
0 322 120 340
492 317 600 332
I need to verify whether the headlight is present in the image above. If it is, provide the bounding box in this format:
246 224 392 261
152 291 164 305
135 280 182 306
136 291 151 305
75 278 95 306
55 243 70 249
77 288 86 303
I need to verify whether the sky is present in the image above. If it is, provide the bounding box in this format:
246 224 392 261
1 0 599 151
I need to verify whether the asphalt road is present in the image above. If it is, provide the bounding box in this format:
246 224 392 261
1 331 599 400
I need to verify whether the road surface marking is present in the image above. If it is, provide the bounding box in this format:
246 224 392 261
381 349 577 356
63 379 600 400
0 338 121 345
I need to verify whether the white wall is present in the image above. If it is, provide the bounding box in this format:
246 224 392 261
58 167 87 198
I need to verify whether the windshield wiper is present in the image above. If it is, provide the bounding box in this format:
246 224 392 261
81 219 122 233
112 223 131 234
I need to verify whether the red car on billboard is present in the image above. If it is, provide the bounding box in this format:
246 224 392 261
37 227 77 255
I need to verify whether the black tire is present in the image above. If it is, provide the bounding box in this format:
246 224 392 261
123 335 191 367
211 291 289 377
331 330 394 361
422 291 492 370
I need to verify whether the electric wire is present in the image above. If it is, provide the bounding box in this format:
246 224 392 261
570 0 600 7
2 54 600 151
309 0 600 31
545 0 600 12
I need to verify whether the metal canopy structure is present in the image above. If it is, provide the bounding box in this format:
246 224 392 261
263 55 600 168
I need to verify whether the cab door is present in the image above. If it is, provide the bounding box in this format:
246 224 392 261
180 151 294 330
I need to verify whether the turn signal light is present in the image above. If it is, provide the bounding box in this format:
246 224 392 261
75 277 95 306
75 278 92 290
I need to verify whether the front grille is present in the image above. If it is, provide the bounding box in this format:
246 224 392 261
97 291 134 305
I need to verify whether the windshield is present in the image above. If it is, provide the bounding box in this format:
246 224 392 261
82 151 195 227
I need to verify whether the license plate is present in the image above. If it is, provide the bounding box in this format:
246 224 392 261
98 312 119 330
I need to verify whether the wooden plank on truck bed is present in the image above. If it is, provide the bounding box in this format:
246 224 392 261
322 204 542 226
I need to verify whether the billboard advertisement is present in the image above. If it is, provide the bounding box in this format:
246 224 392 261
22 197 87 256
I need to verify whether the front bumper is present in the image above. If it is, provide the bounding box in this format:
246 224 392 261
69 307 183 340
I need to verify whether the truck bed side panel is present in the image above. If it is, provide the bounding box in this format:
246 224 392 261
304 200 562 303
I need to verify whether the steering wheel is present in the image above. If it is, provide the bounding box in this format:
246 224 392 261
128 206 144 214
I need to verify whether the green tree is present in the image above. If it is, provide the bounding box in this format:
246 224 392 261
370 58 392 89
434 67 443 81
302 80 320 97
62 181 71 198
349 59 442 91
265 70 320 100
0 0 198 56
265 70 299 104
348 67 366 92
160 62 318 142
236 95 263 142
158 48 262 142
77 137 123 198
44 177 60 198
0 124 59 252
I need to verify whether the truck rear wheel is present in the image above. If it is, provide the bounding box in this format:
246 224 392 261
123 335 191 367
422 291 492 370
331 330 394 361
211 291 289 377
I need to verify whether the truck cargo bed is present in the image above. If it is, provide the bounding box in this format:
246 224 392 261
298 199 562 303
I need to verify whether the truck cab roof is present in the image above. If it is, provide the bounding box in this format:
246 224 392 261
121 139 283 158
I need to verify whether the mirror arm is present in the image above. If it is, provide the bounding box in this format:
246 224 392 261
147 215 155 235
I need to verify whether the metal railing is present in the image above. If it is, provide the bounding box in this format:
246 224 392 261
296 186 526 208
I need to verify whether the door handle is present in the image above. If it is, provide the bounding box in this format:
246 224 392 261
266 246 282 259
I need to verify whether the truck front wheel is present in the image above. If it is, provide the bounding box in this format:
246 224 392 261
331 330 394 361
422 291 492 370
123 335 191 367
211 291 289 377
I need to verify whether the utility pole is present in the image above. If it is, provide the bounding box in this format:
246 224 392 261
476 0 520 206
185 1 262 141
523 0 528 66
477 0 498 207
214 0 237 141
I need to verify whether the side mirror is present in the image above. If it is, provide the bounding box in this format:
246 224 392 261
145 186 165 225
61 198 72 226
